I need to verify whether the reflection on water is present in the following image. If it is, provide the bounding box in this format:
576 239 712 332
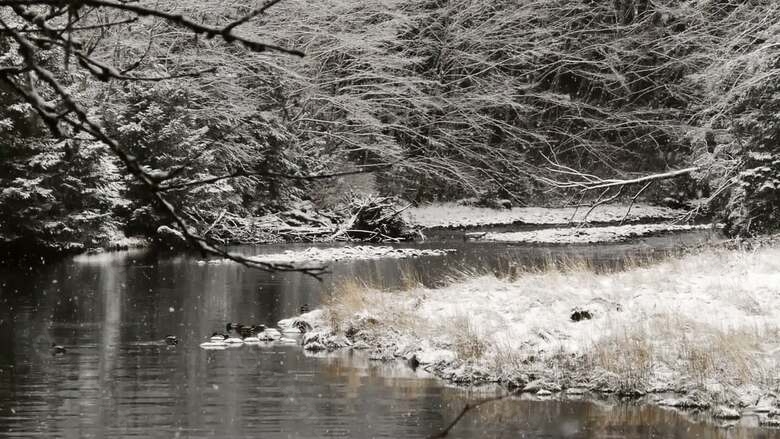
1 233 778 438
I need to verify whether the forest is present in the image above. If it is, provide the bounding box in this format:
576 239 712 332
1 0 777 257
2 1 780 436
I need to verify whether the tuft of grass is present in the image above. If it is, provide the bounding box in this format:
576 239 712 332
678 325 771 388
324 278 374 331
589 326 655 394
399 263 424 290
446 315 488 361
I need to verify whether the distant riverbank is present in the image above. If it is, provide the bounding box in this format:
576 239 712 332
1 202 704 263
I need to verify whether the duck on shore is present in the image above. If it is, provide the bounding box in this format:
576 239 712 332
257 326 282 341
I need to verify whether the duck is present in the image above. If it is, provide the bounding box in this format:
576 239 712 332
164 335 179 345
200 340 228 350
224 335 244 345
200 332 228 349
242 334 261 344
236 324 254 338
210 332 228 342
50 343 66 355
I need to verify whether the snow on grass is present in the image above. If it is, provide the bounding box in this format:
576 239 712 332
314 245 780 413
406 202 684 228
479 223 713 244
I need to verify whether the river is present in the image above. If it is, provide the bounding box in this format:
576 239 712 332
1 231 778 438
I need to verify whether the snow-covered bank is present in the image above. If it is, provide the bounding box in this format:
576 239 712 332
199 245 454 265
290 246 780 422
477 223 714 244
406 203 684 229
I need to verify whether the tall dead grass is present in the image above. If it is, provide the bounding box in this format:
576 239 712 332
587 312 778 396
322 246 780 401
447 315 489 361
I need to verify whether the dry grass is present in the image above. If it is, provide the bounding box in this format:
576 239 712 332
399 264 424 290
323 276 425 334
320 245 780 403
323 278 374 331
586 312 778 396
446 315 489 361
589 326 655 393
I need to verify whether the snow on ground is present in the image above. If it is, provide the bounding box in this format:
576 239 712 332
406 203 684 228
199 245 455 265
478 223 713 244
296 246 780 419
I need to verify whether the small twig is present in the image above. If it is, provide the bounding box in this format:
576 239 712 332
222 0 284 34
620 180 653 224
203 209 227 235
427 393 518 439
577 186 624 226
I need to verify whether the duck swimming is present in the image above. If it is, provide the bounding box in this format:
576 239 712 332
243 334 261 344
200 332 229 349
236 324 254 338
164 335 179 345
224 334 244 345
50 343 66 355
200 341 228 349
223 323 245 345
210 332 228 342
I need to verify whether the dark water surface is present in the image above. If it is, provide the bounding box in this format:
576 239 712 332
1 231 778 438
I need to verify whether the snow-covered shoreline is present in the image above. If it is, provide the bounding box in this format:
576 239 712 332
286 245 780 424
406 203 686 229
476 223 714 244
198 245 455 265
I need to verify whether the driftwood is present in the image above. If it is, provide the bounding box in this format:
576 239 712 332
332 195 415 242
199 196 416 244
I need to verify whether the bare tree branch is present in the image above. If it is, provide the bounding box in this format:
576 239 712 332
0 5 328 279
222 0 284 34
157 160 405 192
0 0 305 56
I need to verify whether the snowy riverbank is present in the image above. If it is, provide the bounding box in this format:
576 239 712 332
199 245 455 265
475 223 714 244
288 245 780 424
406 203 685 229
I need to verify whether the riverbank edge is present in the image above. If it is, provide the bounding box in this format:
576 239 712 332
2 202 698 260
282 239 780 427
